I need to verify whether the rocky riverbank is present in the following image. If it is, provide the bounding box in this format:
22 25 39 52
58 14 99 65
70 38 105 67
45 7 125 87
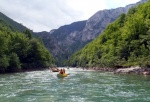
114 66 150 75
82 67 115 72
83 66 150 75
114 66 142 74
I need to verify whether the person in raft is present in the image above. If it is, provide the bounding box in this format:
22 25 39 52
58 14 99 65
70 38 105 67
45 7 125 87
63 68 65 73
60 69 66 74
60 69 63 74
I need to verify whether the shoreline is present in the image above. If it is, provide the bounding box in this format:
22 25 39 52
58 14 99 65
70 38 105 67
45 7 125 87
0 67 50 74
82 67 115 72
82 66 150 75
1 66 150 75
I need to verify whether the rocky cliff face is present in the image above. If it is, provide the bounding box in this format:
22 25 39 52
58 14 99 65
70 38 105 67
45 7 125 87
81 8 127 41
36 0 148 66
81 0 148 42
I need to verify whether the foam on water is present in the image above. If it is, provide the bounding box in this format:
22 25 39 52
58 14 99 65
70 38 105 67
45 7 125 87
0 68 150 102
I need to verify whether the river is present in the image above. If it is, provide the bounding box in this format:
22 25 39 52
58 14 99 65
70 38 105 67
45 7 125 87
0 68 150 102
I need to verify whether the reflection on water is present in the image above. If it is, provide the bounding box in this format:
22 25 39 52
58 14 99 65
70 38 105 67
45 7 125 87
0 68 150 102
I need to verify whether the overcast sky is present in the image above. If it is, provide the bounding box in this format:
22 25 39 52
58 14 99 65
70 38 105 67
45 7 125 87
0 0 140 32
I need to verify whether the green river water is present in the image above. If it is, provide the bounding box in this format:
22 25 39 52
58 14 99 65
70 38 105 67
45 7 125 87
0 68 150 102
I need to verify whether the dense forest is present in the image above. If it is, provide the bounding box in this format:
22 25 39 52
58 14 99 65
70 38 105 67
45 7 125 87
68 0 150 68
0 19 54 73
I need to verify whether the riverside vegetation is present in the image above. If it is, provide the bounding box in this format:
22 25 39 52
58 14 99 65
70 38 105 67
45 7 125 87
0 19 54 73
68 0 150 69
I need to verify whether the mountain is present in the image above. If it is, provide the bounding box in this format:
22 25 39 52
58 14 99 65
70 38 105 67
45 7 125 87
81 0 148 42
0 0 147 67
35 21 87 65
34 31 60 55
0 12 27 31
68 0 150 68
0 12 56 68
0 12 55 56
0 19 54 73
36 0 148 66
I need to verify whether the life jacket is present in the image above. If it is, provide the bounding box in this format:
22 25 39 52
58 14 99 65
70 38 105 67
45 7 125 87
60 69 63 74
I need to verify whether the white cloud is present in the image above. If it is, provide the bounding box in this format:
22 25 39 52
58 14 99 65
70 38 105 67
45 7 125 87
0 0 140 32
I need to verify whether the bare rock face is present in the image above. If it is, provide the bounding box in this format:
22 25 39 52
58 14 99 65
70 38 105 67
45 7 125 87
115 66 142 74
81 8 127 41
81 0 148 42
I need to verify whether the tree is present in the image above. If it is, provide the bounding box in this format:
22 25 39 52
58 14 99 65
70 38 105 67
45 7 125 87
0 55 9 72
7 53 21 72
23 29 32 39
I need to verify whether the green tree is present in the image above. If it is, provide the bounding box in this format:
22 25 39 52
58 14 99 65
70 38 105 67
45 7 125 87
7 53 21 72
0 55 9 72
23 29 32 39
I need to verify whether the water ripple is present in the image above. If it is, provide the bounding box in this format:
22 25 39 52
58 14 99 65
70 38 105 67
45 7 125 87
0 68 150 102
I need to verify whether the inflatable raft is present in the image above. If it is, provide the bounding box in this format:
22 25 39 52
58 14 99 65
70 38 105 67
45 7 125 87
57 73 68 78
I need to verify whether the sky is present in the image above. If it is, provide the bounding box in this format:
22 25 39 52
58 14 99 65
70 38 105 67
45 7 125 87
0 0 140 32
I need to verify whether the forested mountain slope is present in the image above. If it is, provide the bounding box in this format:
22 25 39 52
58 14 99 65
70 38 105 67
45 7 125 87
0 12 27 31
68 0 150 68
0 19 54 73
